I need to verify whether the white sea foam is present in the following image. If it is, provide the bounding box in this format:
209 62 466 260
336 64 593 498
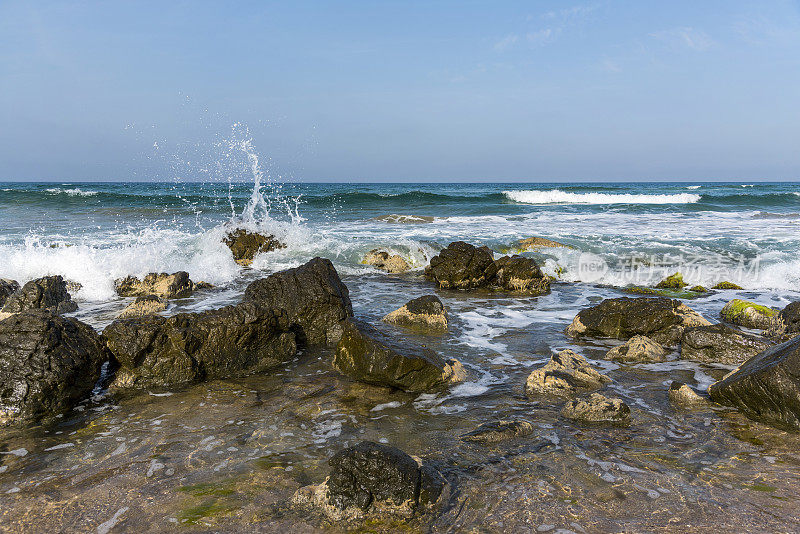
503 189 701 205
45 187 98 197
686 185 701 190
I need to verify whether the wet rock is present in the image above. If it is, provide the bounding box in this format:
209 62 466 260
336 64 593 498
106 258 352 388
333 321 465 394
243 257 353 346
720 299 778 330
517 236 571 251
689 285 708 293
1 275 78 314
767 301 800 341
461 420 534 443
680 324 772 365
605 335 666 363
493 255 549 294
383 295 447 331
668 382 708 407
712 281 744 290
0 311 108 425
292 441 446 520
708 335 800 431
223 228 286 266
117 295 167 319
565 297 710 346
561 393 631 425
65 280 82 293
114 271 195 299
655 272 687 289
362 249 410 273
425 241 550 294
0 279 20 308
525 349 611 397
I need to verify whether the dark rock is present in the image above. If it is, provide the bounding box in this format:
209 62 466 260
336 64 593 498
0 279 20 308
461 420 534 443
383 295 447 331
363 249 410 273
0 311 107 425
117 295 167 319
292 441 446 519
114 271 194 299
708 335 800 431
680 324 772 365
781 302 800 334
105 258 352 388
1 275 77 314
333 321 465 394
493 255 549 294
605 335 666 363
223 228 286 266
525 349 610 397
565 297 710 346
561 393 631 425
243 257 353 346
720 299 779 330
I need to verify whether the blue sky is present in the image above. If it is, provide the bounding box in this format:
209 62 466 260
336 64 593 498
1 1 799 182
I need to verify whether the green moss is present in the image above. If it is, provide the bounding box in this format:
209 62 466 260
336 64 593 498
622 286 703 299
655 272 687 289
179 482 236 497
712 281 744 290
179 499 236 524
748 483 777 492
689 285 708 293
723 299 777 318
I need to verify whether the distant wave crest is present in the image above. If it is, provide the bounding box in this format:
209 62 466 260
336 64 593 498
503 189 701 205
45 187 98 197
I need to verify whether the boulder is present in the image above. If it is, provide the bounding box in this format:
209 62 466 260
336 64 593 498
223 228 286 266
425 241 550 294
333 321 464 394
292 441 446 520
0 279 19 308
605 335 666 363
720 299 778 330
525 349 610 397
117 295 167 319
565 297 710 346
517 237 571 251
689 285 708 293
561 393 631 425
712 281 743 290
680 324 772 365
1 275 77 314
767 301 800 341
382 295 447 331
461 420 534 443
114 271 195 299
105 258 352 388
668 382 708 407
0 311 107 425
708 336 800 431
362 249 411 273
655 272 687 289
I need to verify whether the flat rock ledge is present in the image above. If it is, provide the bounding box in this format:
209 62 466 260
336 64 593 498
566 296 710 346
292 441 447 522
382 295 447 331
333 321 465 394
605 335 666 363
680 324 772 365
117 295 167 319
460 420 534 443
525 349 611 397
561 393 631 425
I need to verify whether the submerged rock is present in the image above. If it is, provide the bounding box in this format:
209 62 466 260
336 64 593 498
117 295 167 319
605 335 666 363
425 241 550 294
655 272 687 289
0 311 107 425
333 321 464 393
565 297 710 346
561 393 631 425
680 324 772 365
114 271 195 299
1 275 78 314
383 295 447 331
362 249 410 273
668 382 708 407
0 279 19 308
712 281 744 290
516 237 571 251
720 299 778 330
292 441 446 520
105 258 352 388
223 228 286 266
708 335 800 431
461 420 534 443
525 349 611 397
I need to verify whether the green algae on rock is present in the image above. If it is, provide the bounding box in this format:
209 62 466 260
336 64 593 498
720 299 778 330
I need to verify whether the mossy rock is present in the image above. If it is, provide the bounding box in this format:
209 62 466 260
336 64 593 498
655 272 687 289
689 285 708 293
720 299 778 330
712 281 744 290
622 286 704 300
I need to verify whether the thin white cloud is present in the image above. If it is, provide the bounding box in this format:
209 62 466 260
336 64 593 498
494 34 519 51
650 27 714 51
527 28 558 45
599 57 622 73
